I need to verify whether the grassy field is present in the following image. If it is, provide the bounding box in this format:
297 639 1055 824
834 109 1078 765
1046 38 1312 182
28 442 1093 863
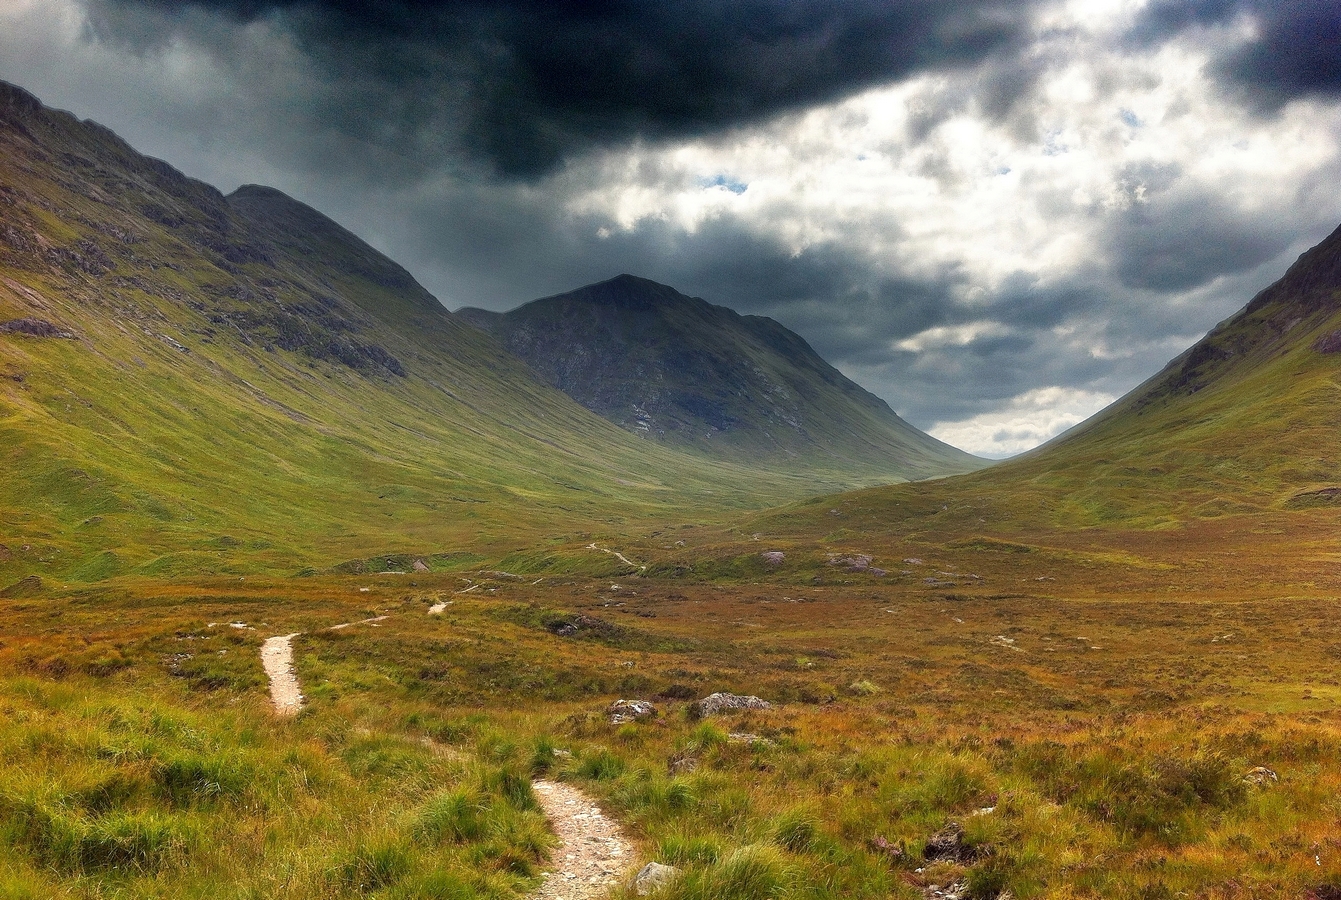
4 536 1341 899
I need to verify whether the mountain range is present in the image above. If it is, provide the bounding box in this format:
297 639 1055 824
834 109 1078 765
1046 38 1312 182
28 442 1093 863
0 79 978 584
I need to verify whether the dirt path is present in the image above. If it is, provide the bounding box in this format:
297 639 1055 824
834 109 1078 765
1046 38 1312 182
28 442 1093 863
261 616 388 715
260 633 303 716
585 543 647 573
531 780 634 900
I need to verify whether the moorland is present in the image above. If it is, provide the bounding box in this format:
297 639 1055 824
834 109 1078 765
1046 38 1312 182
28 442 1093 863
3 78 1341 900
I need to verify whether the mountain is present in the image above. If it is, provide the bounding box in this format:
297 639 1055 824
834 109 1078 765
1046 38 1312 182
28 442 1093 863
457 275 984 481
0 80 874 583
731 219 1341 555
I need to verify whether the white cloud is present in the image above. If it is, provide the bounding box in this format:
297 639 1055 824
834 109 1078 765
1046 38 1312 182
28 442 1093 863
928 387 1118 458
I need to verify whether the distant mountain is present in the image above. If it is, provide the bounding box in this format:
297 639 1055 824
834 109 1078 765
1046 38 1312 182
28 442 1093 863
0 80 874 583
458 275 984 481
755 220 1341 542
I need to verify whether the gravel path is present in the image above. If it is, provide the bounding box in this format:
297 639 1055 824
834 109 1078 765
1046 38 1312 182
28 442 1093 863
260 633 303 716
585 543 647 573
531 780 634 900
261 616 387 715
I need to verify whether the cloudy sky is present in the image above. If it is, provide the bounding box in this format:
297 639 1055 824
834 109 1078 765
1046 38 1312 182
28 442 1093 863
2 0 1340 456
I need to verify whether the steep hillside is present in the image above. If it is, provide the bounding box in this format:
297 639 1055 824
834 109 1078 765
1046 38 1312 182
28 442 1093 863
643 221 1341 574
458 275 984 480
0 80 852 584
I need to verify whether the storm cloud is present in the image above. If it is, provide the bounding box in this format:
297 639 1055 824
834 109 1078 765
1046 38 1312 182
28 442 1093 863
1132 1 1341 110
88 0 1030 177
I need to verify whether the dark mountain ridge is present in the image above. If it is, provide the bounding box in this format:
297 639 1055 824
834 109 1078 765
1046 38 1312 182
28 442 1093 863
459 274 984 481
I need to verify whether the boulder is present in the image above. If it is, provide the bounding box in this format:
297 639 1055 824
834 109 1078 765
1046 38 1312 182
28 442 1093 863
694 692 772 717
633 862 681 896
668 753 698 775
923 822 981 863
412 559 430 572
608 699 657 724
1244 765 1278 786
761 551 785 566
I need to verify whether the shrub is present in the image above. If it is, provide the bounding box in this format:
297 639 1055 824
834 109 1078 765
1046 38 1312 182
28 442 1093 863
338 840 411 893
417 791 485 844
578 749 626 781
771 808 820 853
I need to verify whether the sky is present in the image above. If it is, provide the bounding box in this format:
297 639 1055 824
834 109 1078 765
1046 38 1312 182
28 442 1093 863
2 0 1340 457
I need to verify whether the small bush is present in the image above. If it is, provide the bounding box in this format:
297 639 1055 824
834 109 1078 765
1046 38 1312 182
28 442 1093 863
771 808 820 853
659 831 723 865
578 749 626 781
683 845 790 900
338 840 411 893
417 791 485 844
154 752 248 807
484 767 536 811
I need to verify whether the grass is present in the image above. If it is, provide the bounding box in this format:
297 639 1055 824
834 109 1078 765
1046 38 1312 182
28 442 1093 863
5 565 1341 897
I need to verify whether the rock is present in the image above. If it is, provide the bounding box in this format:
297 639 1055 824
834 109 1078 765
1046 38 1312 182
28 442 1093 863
923 883 968 900
0 575 43 598
1244 765 1278 786
694 692 772 717
633 862 681 896
0 318 74 339
608 699 657 724
761 550 785 566
412 559 430 572
1315 330 1341 354
827 553 875 572
923 822 980 863
868 835 904 860
668 753 698 775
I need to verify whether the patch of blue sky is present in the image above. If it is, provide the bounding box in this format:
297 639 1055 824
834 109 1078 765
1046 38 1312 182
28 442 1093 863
700 173 748 194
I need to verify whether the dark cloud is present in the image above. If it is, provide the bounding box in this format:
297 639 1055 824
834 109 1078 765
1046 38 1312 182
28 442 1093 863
1110 196 1291 291
1131 1 1341 110
89 0 1031 177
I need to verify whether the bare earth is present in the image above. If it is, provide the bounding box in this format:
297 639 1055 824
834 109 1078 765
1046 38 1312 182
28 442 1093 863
531 780 634 900
260 633 303 716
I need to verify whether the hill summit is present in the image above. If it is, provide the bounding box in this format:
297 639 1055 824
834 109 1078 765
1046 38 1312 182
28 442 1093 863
459 275 984 481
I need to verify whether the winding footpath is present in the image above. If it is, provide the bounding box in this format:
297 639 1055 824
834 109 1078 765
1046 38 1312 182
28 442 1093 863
260 611 640 900
260 616 387 716
585 543 647 573
531 780 634 900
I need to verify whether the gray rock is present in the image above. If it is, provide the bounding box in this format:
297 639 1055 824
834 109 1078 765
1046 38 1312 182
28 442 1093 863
1244 765 1278 786
608 699 657 724
668 753 698 775
634 862 681 896
694 692 772 716
761 551 785 566
412 559 430 572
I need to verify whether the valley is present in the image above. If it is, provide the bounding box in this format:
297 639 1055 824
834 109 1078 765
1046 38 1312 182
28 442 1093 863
2 77 1341 900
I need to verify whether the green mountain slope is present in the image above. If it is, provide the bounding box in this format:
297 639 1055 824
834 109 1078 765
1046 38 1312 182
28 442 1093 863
458 275 984 480
0 80 873 583
738 220 1341 546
